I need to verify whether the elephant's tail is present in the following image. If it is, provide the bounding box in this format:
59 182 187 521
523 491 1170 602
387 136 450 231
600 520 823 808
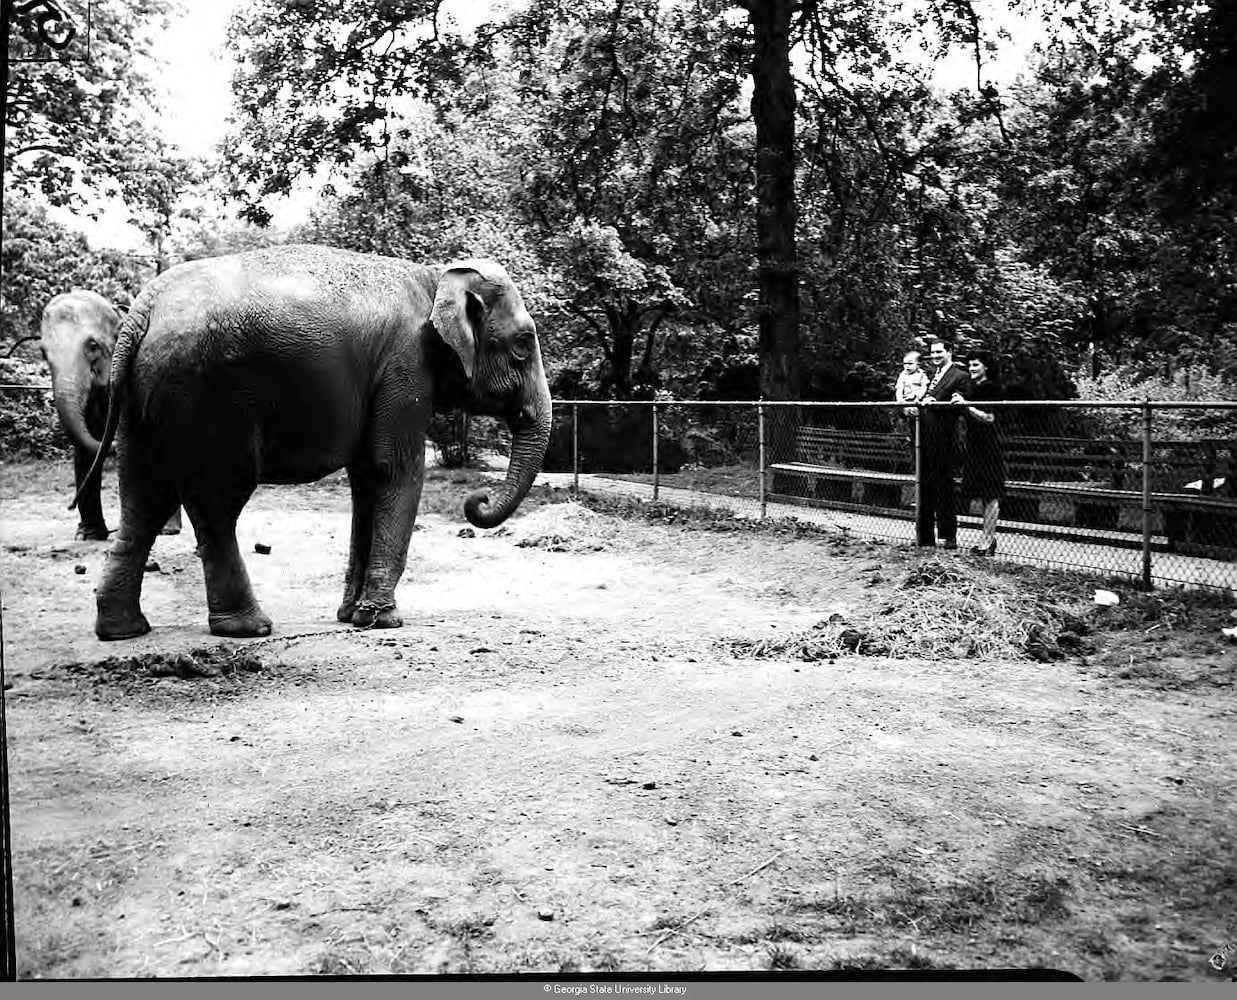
70 300 147 511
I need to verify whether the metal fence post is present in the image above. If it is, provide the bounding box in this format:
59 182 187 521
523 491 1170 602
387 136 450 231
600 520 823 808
571 402 579 495
912 405 922 544
758 398 767 519
1141 401 1153 590
652 402 660 501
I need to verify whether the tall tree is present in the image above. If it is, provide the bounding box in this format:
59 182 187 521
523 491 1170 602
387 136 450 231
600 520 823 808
102 126 207 274
4 0 172 205
1140 0 1237 220
494 0 752 397
1136 0 1237 376
735 0 801 400
974 9 1237 381
731 0 1012 400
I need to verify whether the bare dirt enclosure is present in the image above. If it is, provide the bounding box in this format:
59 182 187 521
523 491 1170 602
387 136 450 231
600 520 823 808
2 457 1235 980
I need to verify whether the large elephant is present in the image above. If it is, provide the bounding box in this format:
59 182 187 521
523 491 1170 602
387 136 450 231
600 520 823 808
40 289 181 540
78 244 552 641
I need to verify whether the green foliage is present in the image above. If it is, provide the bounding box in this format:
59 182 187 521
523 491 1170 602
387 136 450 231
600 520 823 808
1138 0 1237 222
1070 365 1237 439
4 0 173 207
976 12 1237 385
223 0 470 220
497 0 755 397
0 358 66 459
169 212 285 263
790 34 1088 397
691 332 760 400
292 106 528 262
426 411 471 469
98 126 210 268
1 194 150 346
425 413 510 469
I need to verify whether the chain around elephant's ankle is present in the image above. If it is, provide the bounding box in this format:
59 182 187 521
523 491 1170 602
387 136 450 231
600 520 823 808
354 599 396 629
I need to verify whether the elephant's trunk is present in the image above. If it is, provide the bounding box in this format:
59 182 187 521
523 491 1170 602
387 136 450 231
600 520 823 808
52 371 102 455
464 385 552 530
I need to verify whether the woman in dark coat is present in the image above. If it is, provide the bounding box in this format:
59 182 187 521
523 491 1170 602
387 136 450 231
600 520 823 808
951 351 1005 555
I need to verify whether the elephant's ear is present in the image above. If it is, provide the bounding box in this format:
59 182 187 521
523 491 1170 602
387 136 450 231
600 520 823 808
100 301 122 342
430 259 512 381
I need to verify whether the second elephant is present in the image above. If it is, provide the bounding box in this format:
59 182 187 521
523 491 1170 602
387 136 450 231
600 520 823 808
40 289 181 540
80 244 553 641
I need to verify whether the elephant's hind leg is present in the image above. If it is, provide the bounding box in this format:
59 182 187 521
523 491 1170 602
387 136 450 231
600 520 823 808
95 437 179 640
336 464 374 623
182 487 272 639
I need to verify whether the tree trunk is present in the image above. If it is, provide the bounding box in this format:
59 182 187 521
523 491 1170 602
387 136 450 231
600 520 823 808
600 301 641 397
745 0 803 402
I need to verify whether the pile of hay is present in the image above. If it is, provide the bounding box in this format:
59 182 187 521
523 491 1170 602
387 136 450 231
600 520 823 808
494 501 622 553
730 556 1091 662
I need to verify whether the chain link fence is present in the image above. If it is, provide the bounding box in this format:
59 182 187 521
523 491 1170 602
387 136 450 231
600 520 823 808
5 378 1235 592
546 398 1237 594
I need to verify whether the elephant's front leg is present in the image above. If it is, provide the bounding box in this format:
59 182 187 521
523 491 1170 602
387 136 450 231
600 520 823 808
73 443 110 540
336 466 375 623
95 436 180 640
350 456 426 630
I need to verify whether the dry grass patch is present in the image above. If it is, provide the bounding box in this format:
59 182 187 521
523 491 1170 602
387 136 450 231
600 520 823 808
491 501 623 552
729 555 1091 662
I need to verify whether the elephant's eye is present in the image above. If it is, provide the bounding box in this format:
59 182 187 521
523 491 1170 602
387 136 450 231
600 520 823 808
511 332 534 362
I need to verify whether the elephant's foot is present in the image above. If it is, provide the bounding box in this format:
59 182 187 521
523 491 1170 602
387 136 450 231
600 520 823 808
350 601 403 629
95 608 151 641
76 523 111 542
160 511 183 536
208 608 273 638
336 599 358 624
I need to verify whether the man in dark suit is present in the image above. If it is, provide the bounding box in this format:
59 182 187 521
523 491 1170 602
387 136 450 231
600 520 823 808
915 338 973 548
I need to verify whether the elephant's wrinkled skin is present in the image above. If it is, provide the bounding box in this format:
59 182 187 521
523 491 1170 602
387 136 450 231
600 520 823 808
80 245 552 641
40 289 182 540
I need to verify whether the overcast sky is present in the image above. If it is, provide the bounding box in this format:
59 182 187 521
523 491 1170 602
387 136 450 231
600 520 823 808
154 0 244 159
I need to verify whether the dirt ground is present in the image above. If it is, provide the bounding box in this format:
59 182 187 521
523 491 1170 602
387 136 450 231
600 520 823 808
2 456 1235 981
